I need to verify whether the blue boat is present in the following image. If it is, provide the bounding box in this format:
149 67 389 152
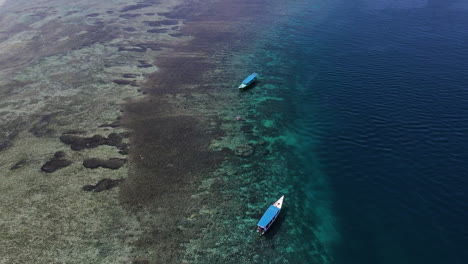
257 195 284 234
238 73 258 89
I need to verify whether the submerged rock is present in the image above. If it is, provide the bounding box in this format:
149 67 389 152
143 20 178 26
137 43 162 51
147 28 167 34
234 144 255 157
10 159 27 170
123 27 137 32
122 73 139 78
118 46 147 52
120 3 151 12
54 151 66 159
107 133 123 145
94 178 123 192
63 129 86 135
82 185 95 191
137 60 153 68
59 133 127 153
86 13 100 17
99 120 121 128
120 131 131 138
41 151 72 173
113 79 135 85
169 33 184 37
60 134 107 150
118 144 129 155
119 13 141 19
82 178 125 192
83 158 126 169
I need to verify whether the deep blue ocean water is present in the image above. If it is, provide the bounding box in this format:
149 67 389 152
247 0 468 263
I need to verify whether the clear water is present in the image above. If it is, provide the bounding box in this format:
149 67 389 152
2 0 467 263
238 0 468 263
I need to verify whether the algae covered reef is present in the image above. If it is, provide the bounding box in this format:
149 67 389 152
0 0 336 263
0 0 197 262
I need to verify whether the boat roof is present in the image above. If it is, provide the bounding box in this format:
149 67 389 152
242 73 257 84
257 205 280 228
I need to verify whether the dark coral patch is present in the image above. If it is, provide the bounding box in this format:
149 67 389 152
123 27 137 32
137 43 162 51
120 13 141 19
94 178 124 192
157 10 188 19
41 151 72 173
122 73 139 78
147 29 167 33
54 151 66 159
82 178 125 192
99 120 122 128
107 133 123 145
113 79 136 85
86 13 100 18
82 185 95 191
10 159 27 170
137 60 153 68
120 131 131 138
120 4 152 12
143 20 178 27
59 133 127 153
118 144 129 155
83 158 126 169
118 43 162 52
60 134 105 150
63 129 86 135
118 46 147 52
66 11 79 16
160 20 179 25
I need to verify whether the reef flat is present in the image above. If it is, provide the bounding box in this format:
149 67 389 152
0 0 336 263
0 0 198 263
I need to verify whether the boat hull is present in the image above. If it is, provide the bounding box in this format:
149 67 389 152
256 195 284 234
238 73 258 90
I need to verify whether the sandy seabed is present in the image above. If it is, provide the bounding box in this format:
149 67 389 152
0 0 336 263
0 0 198 263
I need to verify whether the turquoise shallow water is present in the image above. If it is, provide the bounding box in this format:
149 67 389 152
223 0 342 262
231 0 468 263
1 0 466 262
